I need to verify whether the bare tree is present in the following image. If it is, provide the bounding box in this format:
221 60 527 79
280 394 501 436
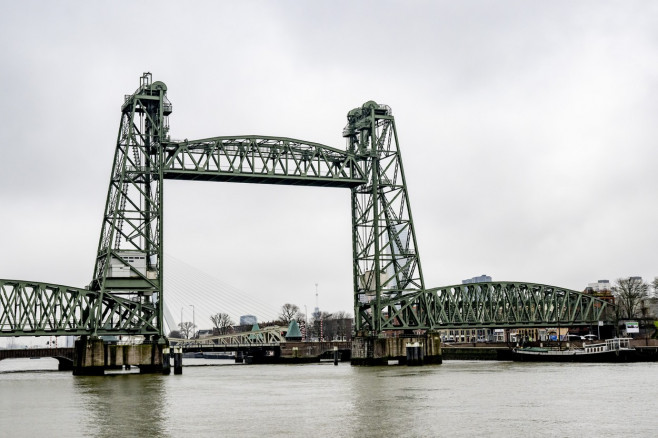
210 312 234 335
314 311 352 340
331 310 352 320
613 277 649 319
653 277 658 297
310 311 333 340
178 321 196 339
279 303 300 325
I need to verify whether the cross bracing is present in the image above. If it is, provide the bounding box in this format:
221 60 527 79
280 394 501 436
0 279 158 336
162 136 367 187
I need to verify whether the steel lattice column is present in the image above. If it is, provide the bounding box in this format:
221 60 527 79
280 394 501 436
90 73 172 337
345 101 425 334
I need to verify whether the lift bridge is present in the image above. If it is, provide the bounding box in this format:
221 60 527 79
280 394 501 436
0 73 611 348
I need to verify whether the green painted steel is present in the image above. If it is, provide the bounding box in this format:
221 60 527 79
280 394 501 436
162 136 367 187
343 101 424 334
378 282 610 330
0 74 613 338
0 279 158 336
90 73 170 338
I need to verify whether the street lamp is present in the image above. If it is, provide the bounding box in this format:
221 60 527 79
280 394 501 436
189 304 195 339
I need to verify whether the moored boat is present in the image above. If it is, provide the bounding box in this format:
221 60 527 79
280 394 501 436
511 338 655 363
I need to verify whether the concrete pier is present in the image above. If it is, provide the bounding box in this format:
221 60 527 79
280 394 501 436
351 332 442 366
278 341 351 363
73 336 169 376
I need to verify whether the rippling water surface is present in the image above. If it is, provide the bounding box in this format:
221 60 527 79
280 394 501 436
1 358 655 437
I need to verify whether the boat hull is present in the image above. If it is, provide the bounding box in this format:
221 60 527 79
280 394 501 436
510 348 658 363
512 349 632 363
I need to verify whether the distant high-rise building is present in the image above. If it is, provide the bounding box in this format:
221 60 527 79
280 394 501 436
587 280 611 292
462 275 492 284
240 315 257 326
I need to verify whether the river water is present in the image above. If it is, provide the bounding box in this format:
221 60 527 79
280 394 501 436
0 358 655 437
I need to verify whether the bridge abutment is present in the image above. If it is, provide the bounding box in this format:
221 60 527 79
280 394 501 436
56 357 74 371
351 332 442 366
73 337 170 375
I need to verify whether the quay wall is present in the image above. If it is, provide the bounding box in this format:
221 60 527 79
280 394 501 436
351 333 442 366
441 346 513 361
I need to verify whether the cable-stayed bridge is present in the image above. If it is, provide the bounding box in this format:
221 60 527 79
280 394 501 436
162 254 280 334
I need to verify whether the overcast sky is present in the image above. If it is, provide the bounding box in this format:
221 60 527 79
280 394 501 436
1 1 657 331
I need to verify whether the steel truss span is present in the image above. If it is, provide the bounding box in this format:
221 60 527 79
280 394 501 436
0 74 613 338
376 281 610 331
170 325 287 348
163 136 367 187
0 279 158 336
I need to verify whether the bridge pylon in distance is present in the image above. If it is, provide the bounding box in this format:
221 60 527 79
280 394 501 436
89 73 171 338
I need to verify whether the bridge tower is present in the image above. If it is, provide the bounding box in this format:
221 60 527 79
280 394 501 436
89 73 171 338
344 101 425 335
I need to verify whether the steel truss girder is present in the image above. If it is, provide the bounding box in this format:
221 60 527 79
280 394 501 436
162 136 367 187
370 281 611 330
170 325 287 348
0 279 158 336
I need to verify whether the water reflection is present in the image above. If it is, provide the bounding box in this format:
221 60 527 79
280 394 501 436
74 374 168 438
2 360 656 437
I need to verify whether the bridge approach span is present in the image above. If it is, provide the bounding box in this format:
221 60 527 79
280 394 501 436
0 279 157 337
170 325 287 349
373 281 611 331
0 347 75 370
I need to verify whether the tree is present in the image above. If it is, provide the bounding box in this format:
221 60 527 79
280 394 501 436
332 310 352 320
210 312 234 335
653 277 658 297
613 277 649 319
279 303 300 325
178 321 196 339
295 311 306 325
168 330 182 338
314 311 353 341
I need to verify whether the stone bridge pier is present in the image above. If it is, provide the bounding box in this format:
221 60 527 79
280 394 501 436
73 336 168 375
351 332 442 366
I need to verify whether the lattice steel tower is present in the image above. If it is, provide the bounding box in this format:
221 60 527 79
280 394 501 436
344 101 425 334
90 73 170 337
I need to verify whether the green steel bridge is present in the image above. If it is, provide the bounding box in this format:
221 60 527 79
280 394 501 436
0 73 612 340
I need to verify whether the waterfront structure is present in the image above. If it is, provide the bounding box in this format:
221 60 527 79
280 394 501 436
0 74 615 369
